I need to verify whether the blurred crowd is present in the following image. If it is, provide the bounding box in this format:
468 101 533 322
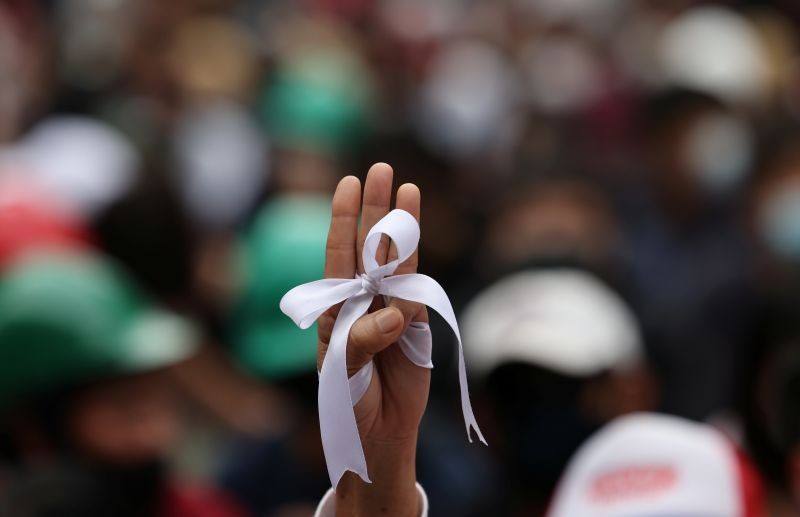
4 0 800 515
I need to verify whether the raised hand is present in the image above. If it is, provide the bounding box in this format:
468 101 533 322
318 163 427 516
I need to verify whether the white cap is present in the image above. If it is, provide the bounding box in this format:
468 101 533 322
461 269 642 377
547 413 750 517
10 116 139 218
658 6 768 104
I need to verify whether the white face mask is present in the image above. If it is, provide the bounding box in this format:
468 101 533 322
759 183 800 261
416 40 522 158
684 113 753 197
172 101 268 230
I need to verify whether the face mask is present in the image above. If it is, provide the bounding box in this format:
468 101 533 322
417 40 520 158
505 404 599 495
489 365 599 496
759 185 800 261
684 113 753 197
173 101 267 230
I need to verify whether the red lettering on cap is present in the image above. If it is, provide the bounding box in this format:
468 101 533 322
590 465 677 503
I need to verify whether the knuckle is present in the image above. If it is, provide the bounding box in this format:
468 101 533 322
317 314 335 343
322 305 341 320
348 323 368 349
392 299 421 322
318 328 332 345
325 240 353 253
346 347 370 373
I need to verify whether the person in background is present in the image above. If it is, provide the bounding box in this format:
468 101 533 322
622 88 757 421
737 124 800 515
742 295 800 516
461 268 656 514
478 178 624 284
0 173 90 271
749 123 800 294
219 194 333 516
548 413 764 517
259 14 376 195
0 250 243 517
0 0 50 145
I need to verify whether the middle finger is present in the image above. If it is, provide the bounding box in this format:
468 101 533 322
357 163 394 273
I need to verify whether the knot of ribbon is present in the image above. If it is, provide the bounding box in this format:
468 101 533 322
359 272 380 296
280 209 486 488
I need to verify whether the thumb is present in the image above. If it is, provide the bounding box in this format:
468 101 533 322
347 307 404 372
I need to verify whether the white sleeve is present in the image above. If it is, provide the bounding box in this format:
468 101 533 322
313 482 429 517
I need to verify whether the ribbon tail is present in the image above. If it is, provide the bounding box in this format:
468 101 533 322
319 293 374 487
398 322 434 369
280 278 361 328
348 322 431 408
380 275 487 445
455 340 487 444
348 361 374 405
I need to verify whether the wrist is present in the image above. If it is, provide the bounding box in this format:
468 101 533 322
335 437 419 517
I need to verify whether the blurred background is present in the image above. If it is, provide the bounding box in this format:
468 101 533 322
3 0 800 515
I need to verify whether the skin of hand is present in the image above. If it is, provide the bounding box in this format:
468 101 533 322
318 163 428 516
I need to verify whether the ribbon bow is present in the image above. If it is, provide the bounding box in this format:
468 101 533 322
280 208 486 488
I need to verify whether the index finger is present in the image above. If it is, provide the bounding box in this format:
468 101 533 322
357 163 394 273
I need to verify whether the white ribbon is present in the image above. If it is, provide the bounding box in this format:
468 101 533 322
280 208 486 488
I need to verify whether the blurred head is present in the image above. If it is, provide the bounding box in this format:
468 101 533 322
167 15 260 104
260 16 375 168
6 116 141 220
482 180 620 278
67 372 180 466
92 178 195 306
261 33 375 193
750 126 800 268
54 0 139 95
0 0 50 143
415 38 522 161
231 194 330 408
643 89 754 215
657 6 769 106
548 413 764 517
0 250 197 467
462 269 654 506
170 100 267 233
0 174 90 271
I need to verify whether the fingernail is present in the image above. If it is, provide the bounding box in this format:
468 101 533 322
376 309 401 333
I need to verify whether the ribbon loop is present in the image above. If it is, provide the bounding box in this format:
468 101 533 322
362 209 419 278
280 208 485 488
